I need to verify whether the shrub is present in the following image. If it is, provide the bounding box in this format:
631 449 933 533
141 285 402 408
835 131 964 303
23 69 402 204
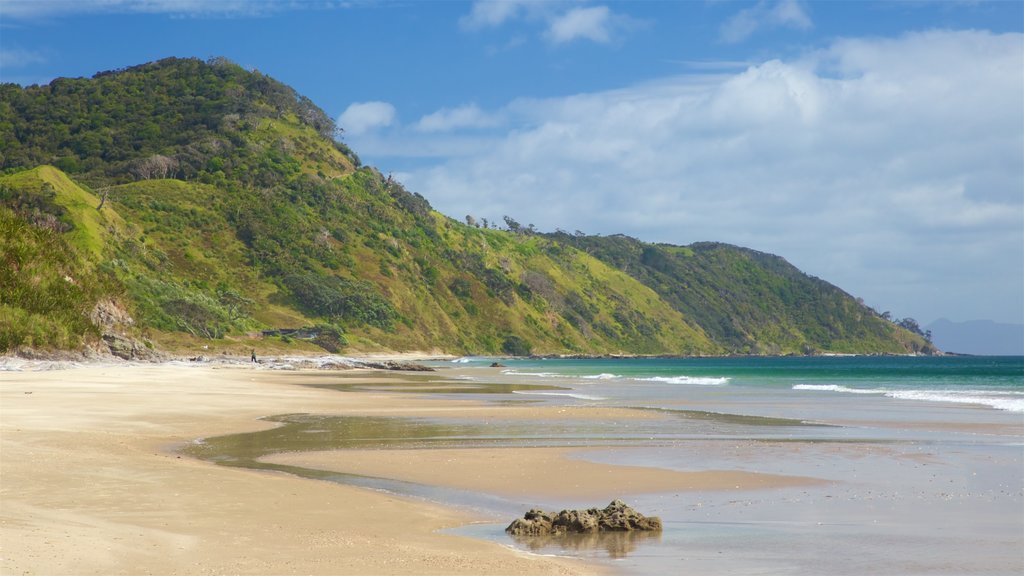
283 272 396 329
501 335 532 357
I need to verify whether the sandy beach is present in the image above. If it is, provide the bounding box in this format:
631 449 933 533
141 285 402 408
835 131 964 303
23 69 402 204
0 362 812 576
3 359 1021 576
1 364 608 575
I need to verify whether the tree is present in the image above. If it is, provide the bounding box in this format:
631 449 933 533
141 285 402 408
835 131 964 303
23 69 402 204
129 154 178 180
465 215 477 227
97 188 109 211
897 317 926 339
503 215 522 234
501 335 532 356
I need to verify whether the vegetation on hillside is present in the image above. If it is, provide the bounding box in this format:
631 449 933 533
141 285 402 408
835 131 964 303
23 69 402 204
0 57 933 356
546 233 934 354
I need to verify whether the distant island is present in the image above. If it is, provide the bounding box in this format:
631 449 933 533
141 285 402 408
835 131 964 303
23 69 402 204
0 57 934 358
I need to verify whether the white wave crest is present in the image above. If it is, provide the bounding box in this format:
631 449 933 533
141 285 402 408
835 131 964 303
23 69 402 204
582 373 620 380
793 384 883 394
640 375 730 386
794 384 1024 413
886 390 1024 413
500 370 562 378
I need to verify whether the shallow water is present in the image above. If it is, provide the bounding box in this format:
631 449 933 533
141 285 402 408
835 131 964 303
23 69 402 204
185 358 1024 575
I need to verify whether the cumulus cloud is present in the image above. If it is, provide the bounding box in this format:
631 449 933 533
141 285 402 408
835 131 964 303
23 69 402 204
721 0 813 44
338 101 396 135
378 30 1022 323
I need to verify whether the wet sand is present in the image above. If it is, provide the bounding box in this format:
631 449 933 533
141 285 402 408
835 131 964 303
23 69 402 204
0 365 605 575
264 447 824 500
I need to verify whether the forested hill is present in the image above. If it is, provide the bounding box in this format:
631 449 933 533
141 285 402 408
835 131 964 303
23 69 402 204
0 57 934 357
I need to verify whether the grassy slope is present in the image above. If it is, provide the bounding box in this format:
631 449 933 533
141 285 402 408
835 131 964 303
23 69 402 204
0 167 121 350
1 166 126 261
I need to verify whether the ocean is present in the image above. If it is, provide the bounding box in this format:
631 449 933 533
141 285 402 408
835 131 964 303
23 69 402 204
448 355 1024 414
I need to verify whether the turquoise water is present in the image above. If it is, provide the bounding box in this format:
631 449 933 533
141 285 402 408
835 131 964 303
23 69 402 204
445 355 1024 413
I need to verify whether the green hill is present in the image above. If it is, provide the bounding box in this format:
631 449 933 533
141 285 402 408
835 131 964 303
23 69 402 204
0 57 933 357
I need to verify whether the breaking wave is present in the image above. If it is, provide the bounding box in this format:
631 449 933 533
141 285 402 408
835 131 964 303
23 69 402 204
794 384 1024 413
640 376 731 386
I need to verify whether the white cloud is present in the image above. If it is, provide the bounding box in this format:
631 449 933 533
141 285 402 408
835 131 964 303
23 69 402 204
545 6 612 44
415 104 501 133
338 101 396 135
460 2 638 45
721 0 813 44
459 0 535 30
372 30 1022 324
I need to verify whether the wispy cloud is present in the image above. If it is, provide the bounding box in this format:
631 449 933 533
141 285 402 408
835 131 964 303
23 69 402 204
415 104 502 133
721 0 813 44
0 48 47 69
459 0 537 30
545 6 612 44
460 1 641 45
0 0 348 20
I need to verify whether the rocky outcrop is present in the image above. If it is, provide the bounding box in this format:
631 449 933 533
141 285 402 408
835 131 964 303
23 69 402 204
101 333 163 361
357 360 435 372
506 500 662 536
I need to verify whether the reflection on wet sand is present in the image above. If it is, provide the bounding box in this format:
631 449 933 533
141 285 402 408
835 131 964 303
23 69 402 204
510 529 663 559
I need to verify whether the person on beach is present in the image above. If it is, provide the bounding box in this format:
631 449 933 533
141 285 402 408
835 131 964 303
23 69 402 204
251 349 257 363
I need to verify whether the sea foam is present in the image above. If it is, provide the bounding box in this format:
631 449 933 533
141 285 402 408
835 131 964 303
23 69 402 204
793 384 883 394
640 375 731 386
794 384 1024 413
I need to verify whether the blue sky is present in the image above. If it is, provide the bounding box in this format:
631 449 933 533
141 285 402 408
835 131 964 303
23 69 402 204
1 1 1022 326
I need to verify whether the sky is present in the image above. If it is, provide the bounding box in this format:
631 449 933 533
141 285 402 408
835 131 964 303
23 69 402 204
1 0 1022 326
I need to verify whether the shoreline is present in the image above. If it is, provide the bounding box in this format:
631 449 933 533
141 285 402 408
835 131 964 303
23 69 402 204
0 344 962 371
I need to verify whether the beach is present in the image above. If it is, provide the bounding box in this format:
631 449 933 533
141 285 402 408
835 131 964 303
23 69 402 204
0 363 602 575
2 358 1021 575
